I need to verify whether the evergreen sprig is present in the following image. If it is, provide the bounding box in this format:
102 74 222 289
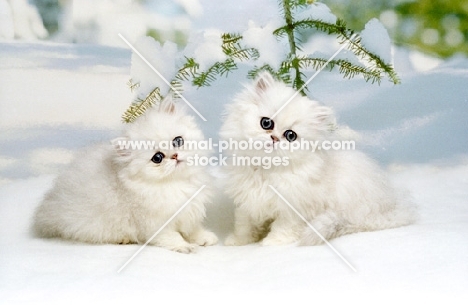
294 56 383 82
222 33 260 61
192 58 238 87
275 18 400 85
126 79 140 92
122 86 163 123
176 57 199 81
122 80 183 123
247 64 292 84
183 33 259 87
273 1 400 93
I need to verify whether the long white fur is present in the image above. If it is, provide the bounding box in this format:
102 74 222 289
220 72 416 246
33 97 218 253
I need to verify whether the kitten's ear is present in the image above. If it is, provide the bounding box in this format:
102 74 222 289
111 137 132 157
254 72 275 94
158 94 176 114
314 106 337 131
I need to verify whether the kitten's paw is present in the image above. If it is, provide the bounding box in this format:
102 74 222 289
194 231 218 246
261 235 298 246
185 229 218 246
119 237 131 245
169 243 198 254
224 234 255 246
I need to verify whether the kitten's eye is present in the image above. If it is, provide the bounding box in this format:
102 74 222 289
283 130 297 142
151 152 165 164
260 117 274 130
172 136 184 148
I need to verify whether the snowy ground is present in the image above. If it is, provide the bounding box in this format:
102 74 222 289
1 2 468 303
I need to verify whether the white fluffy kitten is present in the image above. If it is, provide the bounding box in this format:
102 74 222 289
220 72 416 246
33 97 218 253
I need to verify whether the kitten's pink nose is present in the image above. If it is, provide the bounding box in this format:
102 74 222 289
271 135 279 143
171 153 178 160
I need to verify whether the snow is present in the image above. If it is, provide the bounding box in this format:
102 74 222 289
408 50 444 72
173 0 203 17
360 18 392 63
242 20 286 70
337 55 468 164
297 1 337 25
53 0 193 47
194 0 278 33
130 37 179 99
185 29 226 71
1 1 468 303
0 0 47 40
0 0 14 39
0 42 131 129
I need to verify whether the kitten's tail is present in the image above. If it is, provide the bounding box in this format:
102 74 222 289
299 199 418 246
367 200 418 232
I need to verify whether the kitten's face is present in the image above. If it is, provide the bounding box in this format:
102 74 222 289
114 98 206 182
220 72 335 162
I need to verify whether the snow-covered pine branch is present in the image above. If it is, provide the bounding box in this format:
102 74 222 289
177 33 260 88
273 1 400 89
122 0 400 123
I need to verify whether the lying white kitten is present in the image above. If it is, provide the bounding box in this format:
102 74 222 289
33 97 218 253
221 72 416 246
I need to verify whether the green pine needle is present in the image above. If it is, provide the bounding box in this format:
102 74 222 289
176 57 199 81
126 79 140 92
248 64 292 84
121 86 163 123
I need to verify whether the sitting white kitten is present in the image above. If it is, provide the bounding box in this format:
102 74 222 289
33 97 218 253
221 72 416 246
